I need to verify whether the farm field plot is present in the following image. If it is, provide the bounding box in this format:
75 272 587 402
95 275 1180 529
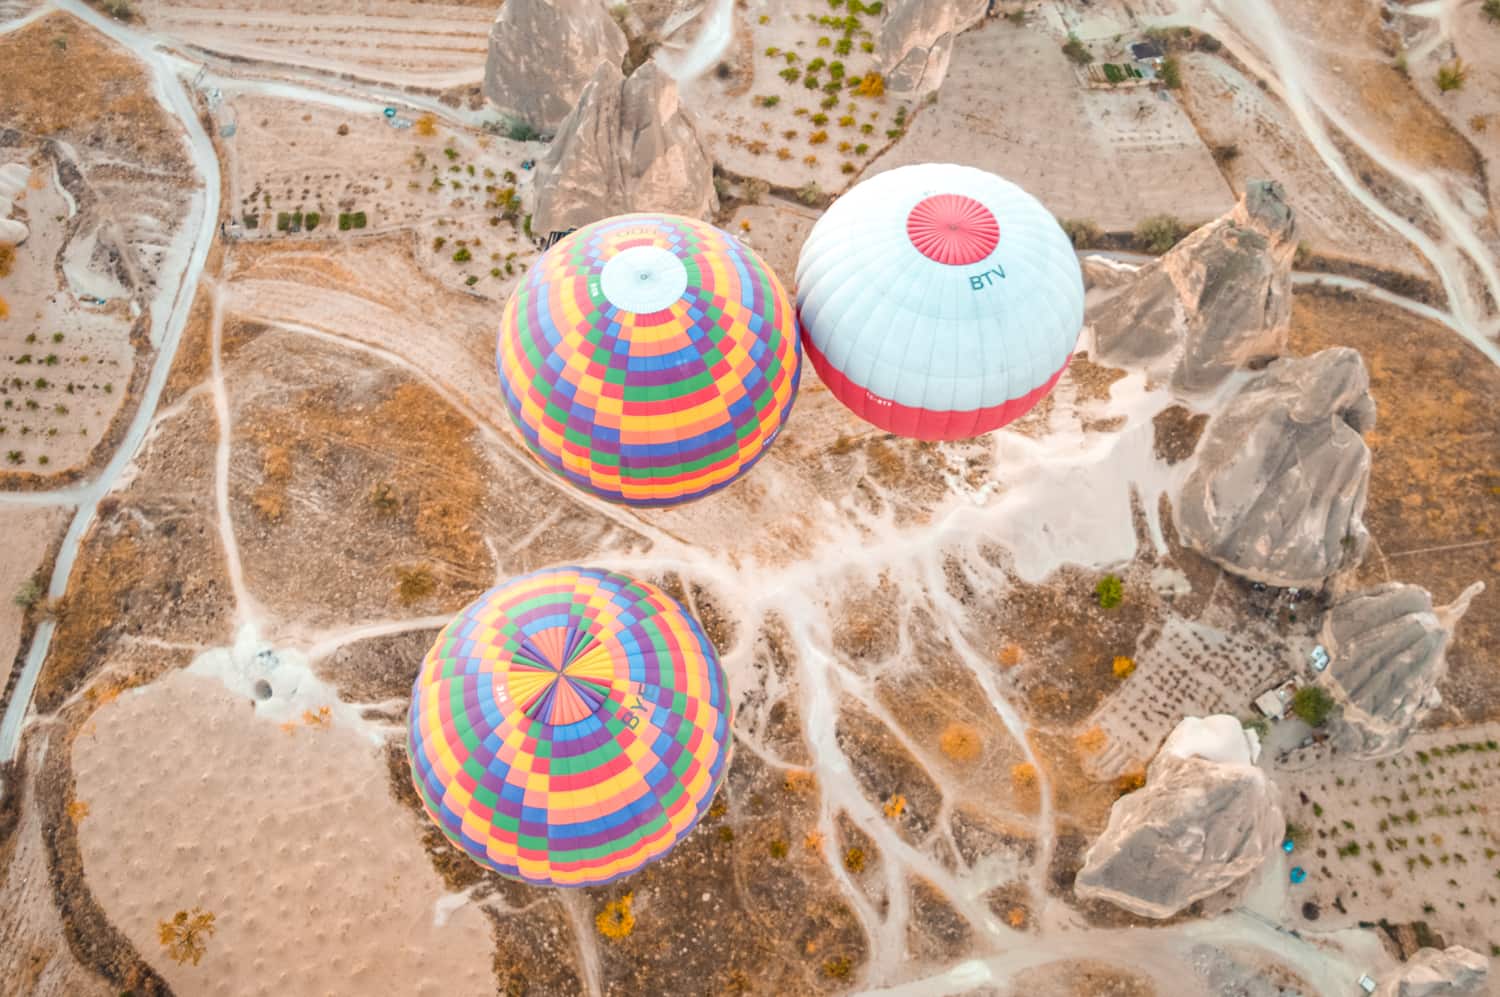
139 0 493 88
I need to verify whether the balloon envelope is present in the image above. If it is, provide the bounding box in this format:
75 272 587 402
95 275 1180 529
497 213 800 506
407 567 731 887
796 163 1084 440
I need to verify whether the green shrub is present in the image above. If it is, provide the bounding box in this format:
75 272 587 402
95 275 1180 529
1061 218 1102 248
453 247 472 262
304 212 320 231
1159 56 1182 89
13 575 43 607
506 119 541 141
1095 574 1123 609
1292 686 1335 727
1483 0 1499 21
835 37 852 56
1103 63 1125 84
812 113 829 126
338 213 352 231
465 275 478 286
351 211 367 229
276 212 291 232
1062 33 1090 65
1436 59 1467 92
1135 214 1187 253
780 67 801 83
808 57 827 73
242 213 259 230
760 95 781 107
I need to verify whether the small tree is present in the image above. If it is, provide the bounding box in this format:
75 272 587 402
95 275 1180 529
1135 214 1187 254
854 72 885 98
1062 33 1091 65
1095 574 1123 609
1061 218 1102 248
1435 59 1467 92
1159 56 1182 89
1483 0 1499 23
158 908 216 966
14 575 43 607
1292 685 1335 727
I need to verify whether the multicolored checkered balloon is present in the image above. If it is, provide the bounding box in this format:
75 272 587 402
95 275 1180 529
496 213 801 506
407 567 731 887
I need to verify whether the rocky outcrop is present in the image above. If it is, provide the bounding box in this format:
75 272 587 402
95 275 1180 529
1093 181 1296 393
1320 582 1484 758
1379 946 1490 997
877 0 987 98
1075 716 1283 919
0 162 29 245
531 61 717 236
483 0 627 134
1176 347 1376 589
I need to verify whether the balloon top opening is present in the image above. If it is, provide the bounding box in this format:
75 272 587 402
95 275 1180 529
599 244 690 314
503 623 617 727
906 193 1000 266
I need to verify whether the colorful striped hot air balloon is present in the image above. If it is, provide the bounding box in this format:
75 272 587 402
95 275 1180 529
497 214 801 506
796 163 1084 441
407 567 731 887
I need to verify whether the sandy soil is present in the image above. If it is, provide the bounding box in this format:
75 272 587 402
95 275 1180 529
1434 0 1500 224
689 0 900 196
0 156 137 475
0 740 113 997
866 17 1234 231
71 668 495 995
1277 722 1500 959
1177 52 1430 275
140 0 493 88
0 504 68 690
220 93 539 297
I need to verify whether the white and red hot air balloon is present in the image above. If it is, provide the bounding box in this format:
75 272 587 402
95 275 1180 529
796 163 1085 441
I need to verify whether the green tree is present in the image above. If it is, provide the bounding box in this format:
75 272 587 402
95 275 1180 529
1292 685 1335 727
1095 574 1123 609
1435 59 1467 92
1159 56 1182 89
1062 33 1091 65
1135 214 1187 254
1483 0 1499 23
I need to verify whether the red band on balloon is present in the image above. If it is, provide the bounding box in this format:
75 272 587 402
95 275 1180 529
906 194 1001 266
802 335 1068 441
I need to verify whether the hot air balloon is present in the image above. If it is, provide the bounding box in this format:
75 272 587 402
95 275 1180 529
796 163 1084 441
407 567 731 887
497 213 800 506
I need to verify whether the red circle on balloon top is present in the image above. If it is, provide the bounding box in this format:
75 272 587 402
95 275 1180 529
906 194 1000 266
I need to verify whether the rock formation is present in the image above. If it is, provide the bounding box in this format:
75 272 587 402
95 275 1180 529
0 162 30 245
1379 946 1490 997
483 0 627 134
1319 582 1484 758
1093 181 1297 393
1176 347 1376 588
1075 716 1283 919
531 62 717 236
877 0 987 98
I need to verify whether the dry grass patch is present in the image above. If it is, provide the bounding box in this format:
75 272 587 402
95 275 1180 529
0 15 189 172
